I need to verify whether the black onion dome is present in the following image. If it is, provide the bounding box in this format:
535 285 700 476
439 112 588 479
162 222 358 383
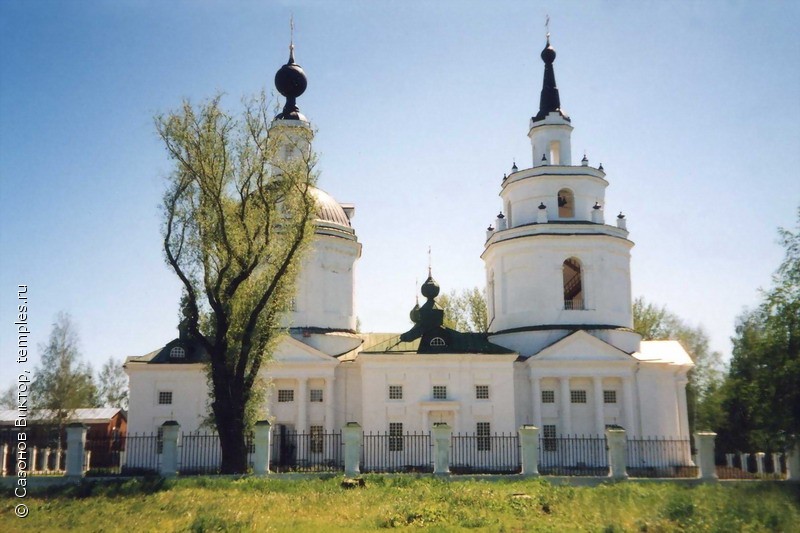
409 303 421 324
421 275 440 299
541 37 556 64
274 46 308 121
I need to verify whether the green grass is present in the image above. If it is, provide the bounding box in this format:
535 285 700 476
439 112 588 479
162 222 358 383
2 476 799 532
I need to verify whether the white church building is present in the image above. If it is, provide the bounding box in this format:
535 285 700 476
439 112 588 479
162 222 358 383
125 36 693 454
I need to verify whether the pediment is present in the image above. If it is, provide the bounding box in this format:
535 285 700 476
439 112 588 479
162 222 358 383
531 331 633 362
270 336 337 364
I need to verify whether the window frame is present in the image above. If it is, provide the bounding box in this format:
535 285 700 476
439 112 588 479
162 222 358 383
388 385 403 400
475 384 490 400
157 391 173 405
603 390 617 404
543 424 558 451
570 390 587 404
388 422 404 452
432 385 447 400
310 425 324 454
541 390 555 404
310 389 323 403
277 389 295 403
476 422 491 452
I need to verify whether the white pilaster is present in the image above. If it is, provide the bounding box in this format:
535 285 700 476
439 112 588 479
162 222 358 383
622 376 637 436
325 376 335 432
531 375 542 428
559 377 572 436
297 378 308 433
593 376 605 436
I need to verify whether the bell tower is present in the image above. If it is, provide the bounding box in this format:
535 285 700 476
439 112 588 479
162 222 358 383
482 35 640 357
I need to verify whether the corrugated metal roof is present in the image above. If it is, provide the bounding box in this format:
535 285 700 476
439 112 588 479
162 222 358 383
311 187 351 227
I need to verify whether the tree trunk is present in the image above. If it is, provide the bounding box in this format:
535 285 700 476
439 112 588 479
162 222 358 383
215 397 249 474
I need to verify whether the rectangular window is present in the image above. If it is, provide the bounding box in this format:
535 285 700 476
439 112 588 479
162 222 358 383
157 391 173 405
475 385 490 400
310 425 324 453
433 385 447 400
310 389 323 403
603 390 617 404
476 422 491 451
278 389 294 403
543 424 557 452
570 390 587 404
541 390 555 404
389 422 403 452
388 385 403 400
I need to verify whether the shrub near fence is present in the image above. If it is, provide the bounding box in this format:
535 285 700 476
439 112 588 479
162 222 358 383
361 431 432 473
450 433 520 474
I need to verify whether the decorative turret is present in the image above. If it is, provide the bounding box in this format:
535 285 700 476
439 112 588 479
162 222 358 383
532 35 569 124
529 34 573 166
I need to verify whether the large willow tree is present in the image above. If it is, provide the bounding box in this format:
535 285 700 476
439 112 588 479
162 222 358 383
157 94 316 473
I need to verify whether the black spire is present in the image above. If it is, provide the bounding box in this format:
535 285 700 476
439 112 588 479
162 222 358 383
532 35 570 123
274 40 308 122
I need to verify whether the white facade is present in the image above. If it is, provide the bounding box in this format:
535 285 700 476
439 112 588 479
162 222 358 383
125 36 693 445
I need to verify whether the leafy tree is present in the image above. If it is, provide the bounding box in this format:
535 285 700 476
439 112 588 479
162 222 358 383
720 207 800 451
1 383 17 410
32 312 97 442
632 297 725 435
439 287 489 333
97 357 129 410
157 94 317 473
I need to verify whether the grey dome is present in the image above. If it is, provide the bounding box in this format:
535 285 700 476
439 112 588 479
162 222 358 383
311 187 351 227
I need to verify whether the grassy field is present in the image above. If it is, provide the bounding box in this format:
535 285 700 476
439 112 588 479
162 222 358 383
2 476 799 532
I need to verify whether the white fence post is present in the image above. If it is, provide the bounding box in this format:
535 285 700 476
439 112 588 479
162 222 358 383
755 452 766 475
160 421 180 477
606 428 628 480
740 452 750 473
725 453 735 468
43 447 51 473
518 425 540 477
694 432 718 481
432 423 452 476
771 452 782 476
65 423 88 478
343 422 362 478
253 420 272 476
786 442 800 481
1 443 7 476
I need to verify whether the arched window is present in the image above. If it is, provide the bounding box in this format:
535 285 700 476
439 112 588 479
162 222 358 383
558 188 574 218
430 337 446 347
550 141 561 165
563 257 584 310
169 346 186 359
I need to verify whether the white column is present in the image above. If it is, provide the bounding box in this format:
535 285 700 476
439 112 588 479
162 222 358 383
559 377 572 436
606 427 628 480
342 423 362 478
593 376 605 436
518 425 540 477
253 420 272 476
325 376 335 433
65 423 88 478
297 378 308 433
771 453 782 475
755 452 766 475
432 423 452 475
694 432 718 481
531 375 542 428
622 376 637 436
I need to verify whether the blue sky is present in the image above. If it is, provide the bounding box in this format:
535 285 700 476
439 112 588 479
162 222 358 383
1 1 799 387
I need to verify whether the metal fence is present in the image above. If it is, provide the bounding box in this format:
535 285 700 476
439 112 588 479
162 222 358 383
271 430 343 473
538 435 608 476
716 451 786 480
120 433 161 475
450 433 520 474
85 436 125 475
626 438 697 478
361 431 433 473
